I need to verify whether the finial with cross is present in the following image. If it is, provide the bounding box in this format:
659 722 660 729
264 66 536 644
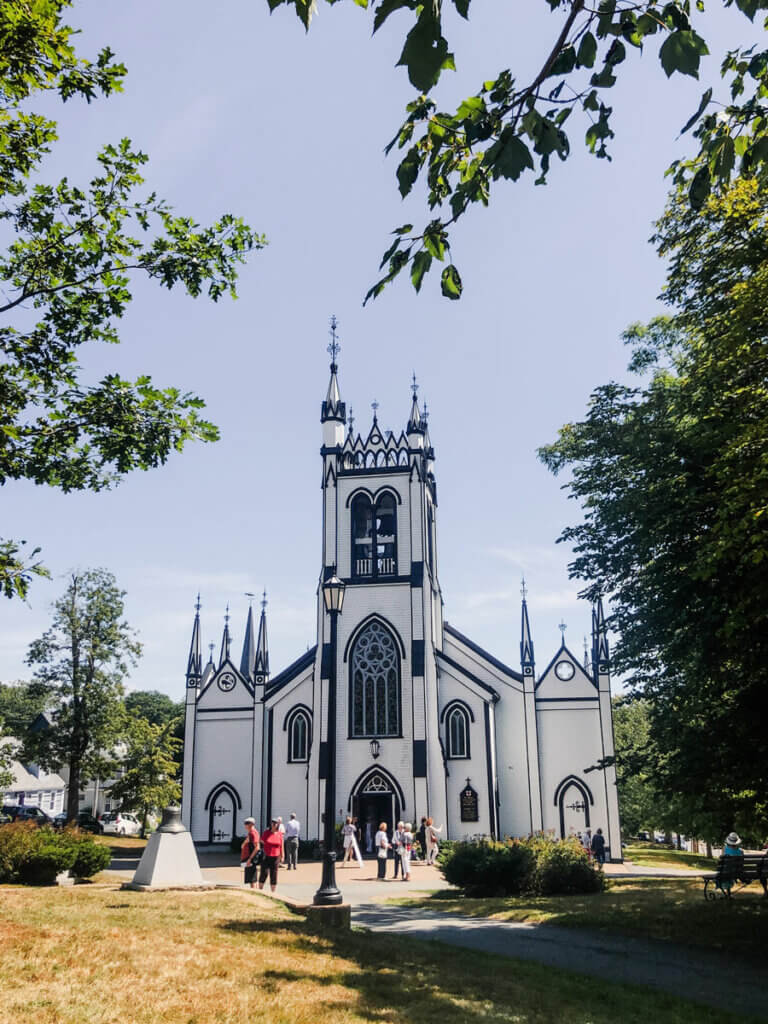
327 315 340 366
520 576 528 601
261 588 268 611
411 372 419 399
208 642 215 662
348 406 355 436
558 619 567 639
195 592 201 614
372 399 379 422
224 603 230 625
422 400 429 423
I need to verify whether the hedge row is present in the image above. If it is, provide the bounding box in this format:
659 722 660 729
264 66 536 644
440 835 604 897
0 822 112 886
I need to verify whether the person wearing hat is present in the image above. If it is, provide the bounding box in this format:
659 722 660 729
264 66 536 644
719 831 744 894
240 818 260 889
258 818 284 892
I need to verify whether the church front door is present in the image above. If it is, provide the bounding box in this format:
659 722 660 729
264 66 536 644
351 770 401 852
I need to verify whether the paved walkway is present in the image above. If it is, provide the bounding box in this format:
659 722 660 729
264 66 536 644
352 904 768 1020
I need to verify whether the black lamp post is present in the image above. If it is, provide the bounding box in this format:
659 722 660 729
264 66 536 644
314 572 346 906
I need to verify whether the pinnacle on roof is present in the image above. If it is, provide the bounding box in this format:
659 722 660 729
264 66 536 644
407 372 425 434
185 594 202 681
240 599 257 682
520 578 535 669
321 315 346 424
219 605 231 667
254 590 270 679
594 596 609 664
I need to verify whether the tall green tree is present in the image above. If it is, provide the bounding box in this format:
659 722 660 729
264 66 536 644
540 176 768 841
107 718 181 838
0 1 264 599
25 569 141 821
124 689 184 776
269 0 768 300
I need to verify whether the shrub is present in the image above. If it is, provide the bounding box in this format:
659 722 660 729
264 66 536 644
0 822 40 882
533 836 604 895
17 842 76 886
440 840 537 896
439 834 604 897
69 837 112 878
0 823 111 884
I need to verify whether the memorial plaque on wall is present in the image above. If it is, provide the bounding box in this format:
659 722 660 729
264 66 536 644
460 782 479 822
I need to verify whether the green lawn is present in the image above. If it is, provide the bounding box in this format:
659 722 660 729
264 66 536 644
391 877 767 964
0 885 756 1024
623 840 717 871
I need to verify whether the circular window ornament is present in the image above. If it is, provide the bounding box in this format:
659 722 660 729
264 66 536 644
554 660 575 682
218 672 236 692
255 674 264 684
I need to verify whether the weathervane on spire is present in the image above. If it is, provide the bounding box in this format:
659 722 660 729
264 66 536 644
327 314 340 366
195 592 201 613
261 589 268 611
372 399 379 422
245 591 255 605
520 577 528 601
411 372 419 399
224 603 230 625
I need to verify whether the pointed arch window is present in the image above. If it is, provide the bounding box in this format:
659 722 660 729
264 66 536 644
446 706 470 759
351 493 397 579
350 621 401 737
287 709 311 763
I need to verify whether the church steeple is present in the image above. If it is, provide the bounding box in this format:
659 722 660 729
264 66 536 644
254 590 270 682
185 595 202 689
520 579 535 676
321 315 346 446
594 596 609 666
240 599 256 681
219 605 231 667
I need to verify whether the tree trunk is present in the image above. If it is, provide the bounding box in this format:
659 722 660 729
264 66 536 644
676 833 682 850
706 840 713 858
66 759 80 822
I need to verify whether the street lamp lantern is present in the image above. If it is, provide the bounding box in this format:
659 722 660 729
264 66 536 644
322 574 346 614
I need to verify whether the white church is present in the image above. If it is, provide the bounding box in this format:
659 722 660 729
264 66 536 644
181 332 622 859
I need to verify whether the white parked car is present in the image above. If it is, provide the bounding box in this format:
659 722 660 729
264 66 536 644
100 811 141 836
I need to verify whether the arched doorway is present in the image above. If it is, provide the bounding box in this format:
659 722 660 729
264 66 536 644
554 775 594 839
204 783 241 844
348 768 403 854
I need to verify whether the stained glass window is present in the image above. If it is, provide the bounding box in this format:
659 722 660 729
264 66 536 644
447 706 469 758
288 710 310 762
351 621 400 737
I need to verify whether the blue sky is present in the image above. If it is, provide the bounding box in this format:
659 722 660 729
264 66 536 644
2 1 758 696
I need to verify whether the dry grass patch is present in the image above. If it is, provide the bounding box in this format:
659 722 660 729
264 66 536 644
0 886 754 1024
392 877 768 963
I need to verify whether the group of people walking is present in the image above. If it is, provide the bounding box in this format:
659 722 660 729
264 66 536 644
240 811 301 891
341 815 443 879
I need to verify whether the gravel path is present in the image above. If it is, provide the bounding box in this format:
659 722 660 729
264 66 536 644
352 904 768 1020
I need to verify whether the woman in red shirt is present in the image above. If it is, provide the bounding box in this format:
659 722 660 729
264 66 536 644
241 817 261 889
258 818 284 892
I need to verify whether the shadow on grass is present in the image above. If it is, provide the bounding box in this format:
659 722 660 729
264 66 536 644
217 913 748 1024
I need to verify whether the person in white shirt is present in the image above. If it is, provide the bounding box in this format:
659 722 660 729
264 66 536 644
392 821 405 878
277 816 286 865
341 816 363 867
375 822 390 880
284 812 301 870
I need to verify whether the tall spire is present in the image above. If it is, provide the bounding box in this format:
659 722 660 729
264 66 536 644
321 314 346 425
595 596 609 663
219 604 231 667
520 578 535 674
407 372 425 436
240 596 256 681
186 594 202 684
254 590 270 681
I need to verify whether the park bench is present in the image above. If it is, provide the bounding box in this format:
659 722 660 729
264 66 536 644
703 853 768 900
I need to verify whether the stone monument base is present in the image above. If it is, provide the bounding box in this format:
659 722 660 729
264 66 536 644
126 806 210 890
305 903 351 930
